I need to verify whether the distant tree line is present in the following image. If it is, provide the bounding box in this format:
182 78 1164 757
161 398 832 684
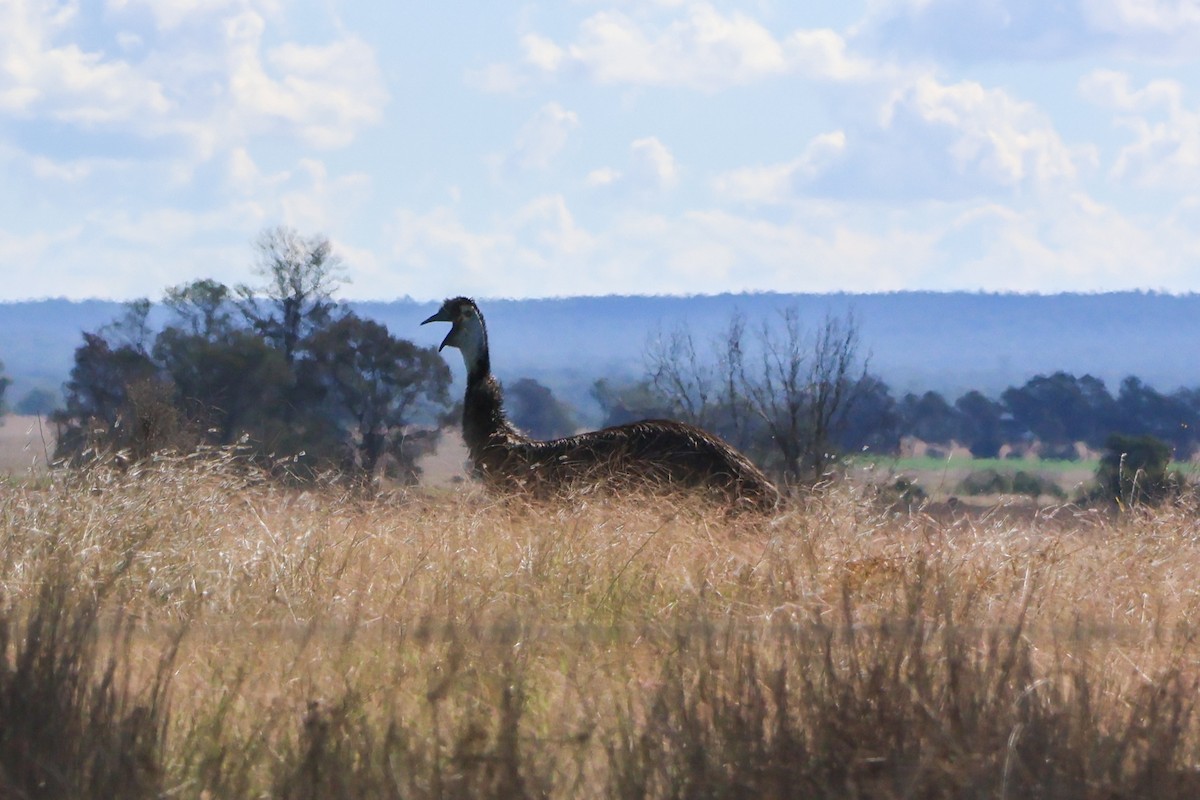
883 372 1200 460
577 311 1200 483
49 227 451 484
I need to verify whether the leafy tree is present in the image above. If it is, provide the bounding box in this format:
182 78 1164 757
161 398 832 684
15 388 58 416
1116 377 1199 455
51 332 179 462
1002 372 1115 450
309 314 451 483
1094 433 1176 507
1170 387 1200 457
153 326 290 446
232 227 351 456
955 390 1005 458
153 278 292 447
591 378 673 428
50 234 453 481
898 391 961 445
836 375 900 455
100 298 155 354
507 378 577 440
0 360 10 416
163 278 236 339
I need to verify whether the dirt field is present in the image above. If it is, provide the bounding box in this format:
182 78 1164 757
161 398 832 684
0 413 54 474
0 414 468 483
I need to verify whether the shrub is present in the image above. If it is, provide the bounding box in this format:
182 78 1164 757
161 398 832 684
1011 470 1067 500
957 469 1065 500
878 476 927 511
1094 433 1179 507
957 469 1011 496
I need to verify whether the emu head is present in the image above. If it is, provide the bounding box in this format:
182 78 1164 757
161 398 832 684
422 296 488 373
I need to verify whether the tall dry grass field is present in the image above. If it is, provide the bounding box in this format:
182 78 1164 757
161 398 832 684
3 454 1200 797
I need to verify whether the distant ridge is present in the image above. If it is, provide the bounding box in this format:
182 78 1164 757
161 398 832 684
3 292 1199 415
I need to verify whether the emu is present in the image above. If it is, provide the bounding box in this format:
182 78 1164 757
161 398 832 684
422 296 780 510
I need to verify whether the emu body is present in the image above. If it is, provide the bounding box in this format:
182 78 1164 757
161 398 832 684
423 297 780 510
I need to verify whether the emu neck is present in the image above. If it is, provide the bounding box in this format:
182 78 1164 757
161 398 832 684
462 347 490 387
454 315 490 384
460 334 521 458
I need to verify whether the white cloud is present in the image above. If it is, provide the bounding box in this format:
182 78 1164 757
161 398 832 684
523 4 878 90
1079 69 1183 113
108 0 284 31
387 195 606 298
711 74 1079 204
389 207 517 296
277 158 372 232
2 0 388 166
222 148 372 232
0 202 258 300
583 136 679 194
785 28 880 81
521 33 566 72
629 136 678 190
223 11 387 149
6 2 1200 304
1082 0 1200 40
623 208 927 291
570 6 784 88
27 152 137 182
943 191 1200 291
0 0 170 122
505 102 580 171
380 166 1200 298
1081 70 1200 188
385 197 937 297
464 62 525 94
712 131 847 204
0 225 83 290
510 194 597 262
0 134 382 299
860 0 1200 61
585 166 621 187
884 76 1078 187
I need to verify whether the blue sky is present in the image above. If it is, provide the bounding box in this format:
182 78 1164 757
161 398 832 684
2 0 1200 301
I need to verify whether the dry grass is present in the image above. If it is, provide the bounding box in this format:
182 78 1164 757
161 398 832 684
3 453 1200 797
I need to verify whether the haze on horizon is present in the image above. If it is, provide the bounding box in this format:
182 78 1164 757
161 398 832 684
3 1 1200 303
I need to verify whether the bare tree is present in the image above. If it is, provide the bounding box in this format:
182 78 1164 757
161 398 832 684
645 307 867 485
739 309 865 482
237 226 348 367
646 322 718 428
645 314 751 445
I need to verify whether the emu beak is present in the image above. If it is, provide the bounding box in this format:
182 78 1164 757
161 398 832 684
421 307 456 351
421 307 453 325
